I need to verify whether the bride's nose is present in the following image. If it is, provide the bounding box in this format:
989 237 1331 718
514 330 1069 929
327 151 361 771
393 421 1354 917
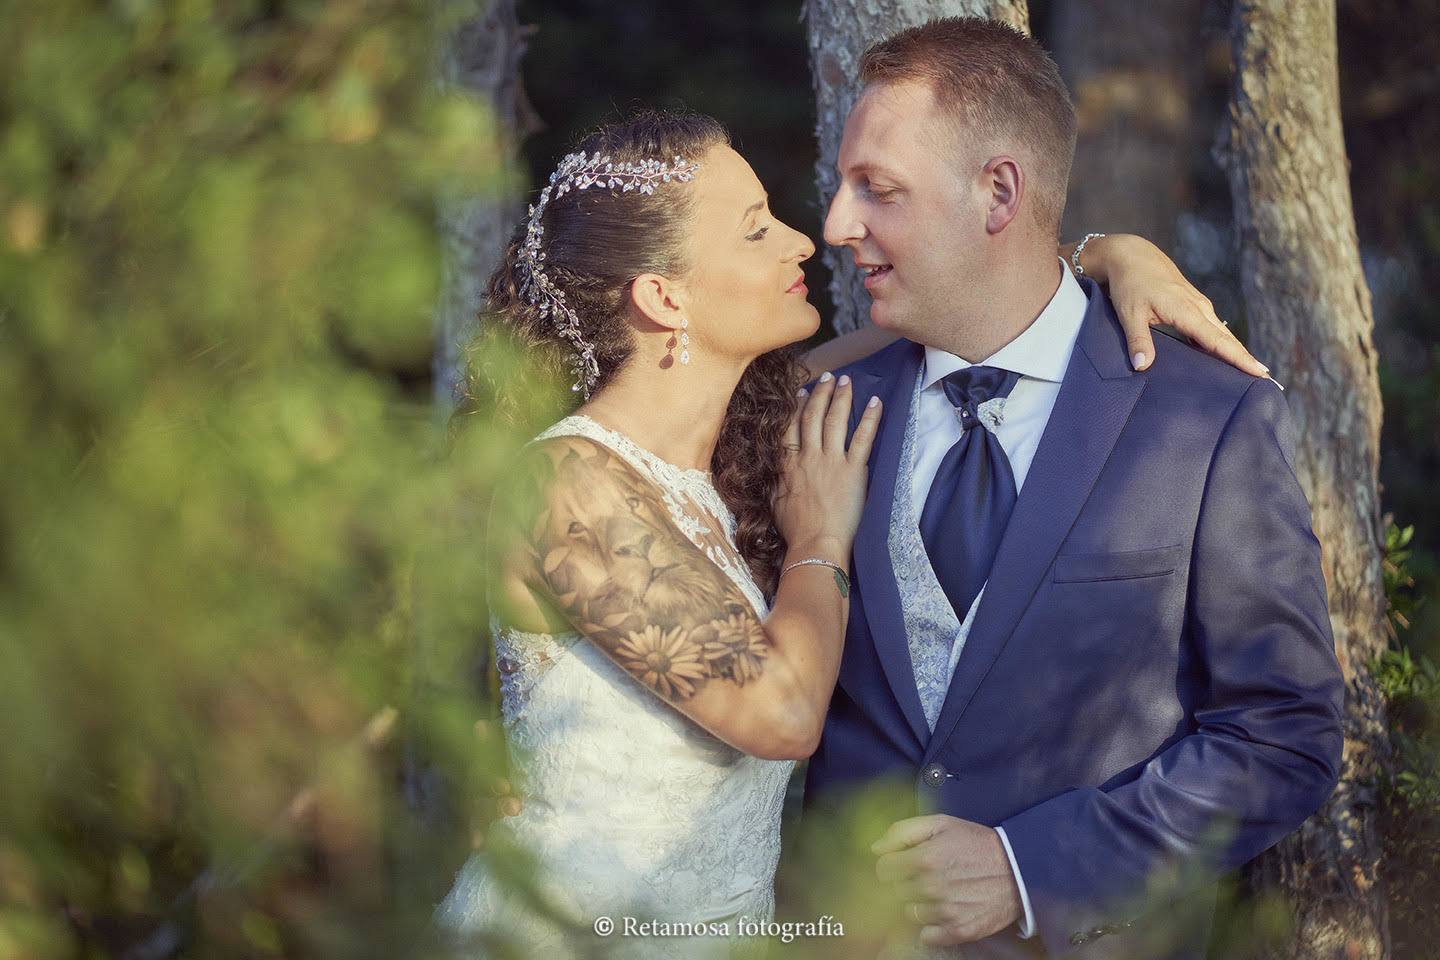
784 224 816 262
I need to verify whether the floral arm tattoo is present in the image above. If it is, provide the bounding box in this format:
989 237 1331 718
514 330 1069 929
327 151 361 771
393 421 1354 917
499 437 770 703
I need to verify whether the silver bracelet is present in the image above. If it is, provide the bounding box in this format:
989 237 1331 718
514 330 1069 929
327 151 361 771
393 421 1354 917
780 557 850 598
1070 232 1106 276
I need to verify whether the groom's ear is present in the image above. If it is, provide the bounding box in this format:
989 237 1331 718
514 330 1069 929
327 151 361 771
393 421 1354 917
982 156 1024 235
629 273 685 331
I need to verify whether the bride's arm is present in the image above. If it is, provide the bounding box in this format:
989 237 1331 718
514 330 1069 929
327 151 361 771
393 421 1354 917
1065 233 1269 377
800 234 1268 378
489 383 880 761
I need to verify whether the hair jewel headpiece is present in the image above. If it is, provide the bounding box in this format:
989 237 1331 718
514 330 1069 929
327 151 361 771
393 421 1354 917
516 150 700 400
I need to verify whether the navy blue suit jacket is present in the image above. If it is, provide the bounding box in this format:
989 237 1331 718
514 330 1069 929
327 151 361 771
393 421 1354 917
803 279 1344 957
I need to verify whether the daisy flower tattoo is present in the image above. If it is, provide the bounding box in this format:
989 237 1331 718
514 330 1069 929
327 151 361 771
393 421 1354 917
615 625 710 700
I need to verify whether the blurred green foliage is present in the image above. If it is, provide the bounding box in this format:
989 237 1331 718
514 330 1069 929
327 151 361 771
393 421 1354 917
1378 303 1440 658
1373 522 1440 959
0 0 520 956
1346 0 1440 661
1339 3 1440 951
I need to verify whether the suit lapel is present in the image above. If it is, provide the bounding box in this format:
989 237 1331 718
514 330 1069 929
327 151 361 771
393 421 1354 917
925 282 1146 755
846 341 932 746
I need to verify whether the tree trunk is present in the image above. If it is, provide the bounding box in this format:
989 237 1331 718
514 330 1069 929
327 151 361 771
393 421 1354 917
803 0 1029 334
1218 1 1390 956
1049 0 1205 251
430 0 535 408
414 0 534 833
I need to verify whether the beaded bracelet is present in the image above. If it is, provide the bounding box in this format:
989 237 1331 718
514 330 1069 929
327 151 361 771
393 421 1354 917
780 557 851 598
1070 232 1106 276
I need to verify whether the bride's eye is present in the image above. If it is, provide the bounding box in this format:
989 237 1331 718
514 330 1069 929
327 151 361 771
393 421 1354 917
745 226 769 242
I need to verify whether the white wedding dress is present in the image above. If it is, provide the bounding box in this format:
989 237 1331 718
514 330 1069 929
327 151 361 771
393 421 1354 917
436 415 796 959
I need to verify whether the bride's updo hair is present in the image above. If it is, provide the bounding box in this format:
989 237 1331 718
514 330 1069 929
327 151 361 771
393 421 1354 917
466 109 804 598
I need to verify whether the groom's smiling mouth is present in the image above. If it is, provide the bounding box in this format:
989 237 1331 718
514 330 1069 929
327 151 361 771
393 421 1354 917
860 262 893 288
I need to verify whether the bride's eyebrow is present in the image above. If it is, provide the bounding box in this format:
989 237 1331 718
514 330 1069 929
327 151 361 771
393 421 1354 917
738 195 767 229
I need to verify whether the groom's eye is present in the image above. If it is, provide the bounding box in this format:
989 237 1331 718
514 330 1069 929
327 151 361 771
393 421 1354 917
745 226 769 242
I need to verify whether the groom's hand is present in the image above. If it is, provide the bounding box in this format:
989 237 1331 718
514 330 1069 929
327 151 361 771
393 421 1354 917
872 814 1022 947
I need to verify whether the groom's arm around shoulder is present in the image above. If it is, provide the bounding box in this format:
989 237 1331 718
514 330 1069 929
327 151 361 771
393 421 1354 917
1000 338 1345 955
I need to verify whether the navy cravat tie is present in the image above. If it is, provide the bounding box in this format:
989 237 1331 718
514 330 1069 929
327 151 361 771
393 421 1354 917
919 366 1021 619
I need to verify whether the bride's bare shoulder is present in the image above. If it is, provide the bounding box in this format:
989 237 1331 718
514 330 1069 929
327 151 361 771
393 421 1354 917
495 434 666 535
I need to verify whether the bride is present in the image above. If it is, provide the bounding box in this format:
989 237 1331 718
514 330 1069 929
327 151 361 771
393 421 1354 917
435 110 1257 957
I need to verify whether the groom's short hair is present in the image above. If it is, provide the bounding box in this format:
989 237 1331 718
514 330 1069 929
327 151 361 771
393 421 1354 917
859 17 1077 236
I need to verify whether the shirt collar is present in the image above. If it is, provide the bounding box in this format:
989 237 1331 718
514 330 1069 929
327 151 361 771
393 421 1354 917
921 261 1088 391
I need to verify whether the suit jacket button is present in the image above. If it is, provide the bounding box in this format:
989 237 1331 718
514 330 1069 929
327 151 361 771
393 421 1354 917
921 762 948 787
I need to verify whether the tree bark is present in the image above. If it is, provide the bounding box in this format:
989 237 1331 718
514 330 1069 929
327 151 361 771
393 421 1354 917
803 0 1029 334
414 0 534 840
1218 1 1390 956
1049 0 1205 251
430 0 535 408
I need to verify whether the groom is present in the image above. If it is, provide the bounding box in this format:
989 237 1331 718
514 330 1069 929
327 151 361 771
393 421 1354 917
803 17 1344 958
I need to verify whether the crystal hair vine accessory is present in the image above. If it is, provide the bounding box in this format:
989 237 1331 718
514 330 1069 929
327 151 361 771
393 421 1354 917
516 150 701 400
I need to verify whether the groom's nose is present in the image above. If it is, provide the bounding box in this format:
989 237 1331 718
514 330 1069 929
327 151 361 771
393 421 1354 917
822 184 863 249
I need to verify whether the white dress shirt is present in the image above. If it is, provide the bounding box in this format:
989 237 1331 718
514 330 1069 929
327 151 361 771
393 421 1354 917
908 262 1089 939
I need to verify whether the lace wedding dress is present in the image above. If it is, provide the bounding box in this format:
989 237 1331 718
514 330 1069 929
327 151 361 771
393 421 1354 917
435 416 796 959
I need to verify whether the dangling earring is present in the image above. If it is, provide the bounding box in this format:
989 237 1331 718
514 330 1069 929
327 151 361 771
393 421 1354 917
679 316 690 365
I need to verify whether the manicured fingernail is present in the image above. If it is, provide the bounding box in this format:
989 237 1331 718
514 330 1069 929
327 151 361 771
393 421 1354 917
838 374 851 386
796 387 808 398
1273 379 1286 391
1132 352 1147 370
1260 364 1271 373
868 395 879 408
819 371 833 382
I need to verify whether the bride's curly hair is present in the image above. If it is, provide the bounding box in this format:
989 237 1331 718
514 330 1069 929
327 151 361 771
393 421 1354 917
460 110 804 598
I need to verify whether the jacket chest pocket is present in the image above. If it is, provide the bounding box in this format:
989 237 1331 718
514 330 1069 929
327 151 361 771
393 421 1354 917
1051 543 1185 583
